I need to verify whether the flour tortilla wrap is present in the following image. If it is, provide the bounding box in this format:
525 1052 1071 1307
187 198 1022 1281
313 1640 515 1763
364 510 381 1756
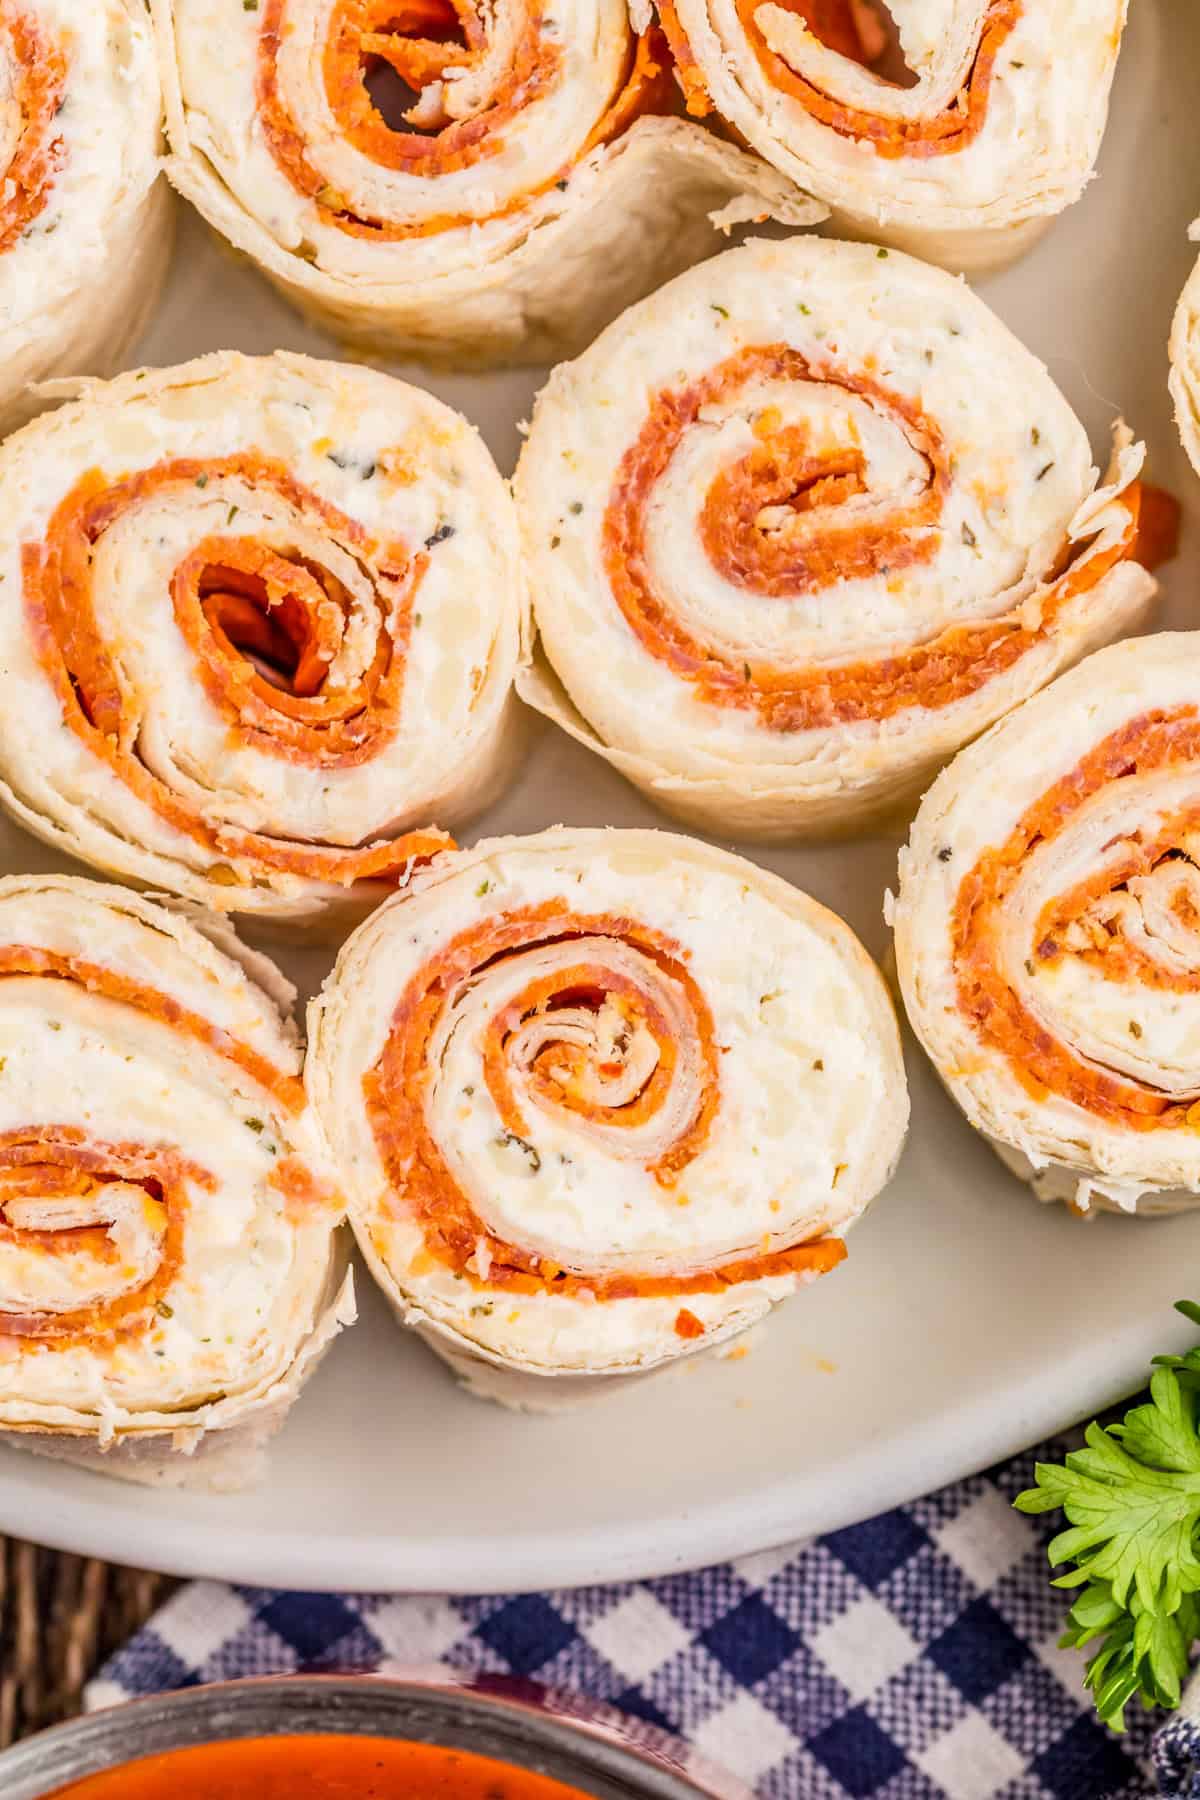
1171 243 1200 479
0 875 352 1489
0 0 173 435
653 0 1128 275
150 0 824 366
307 827 907 1408
515 236 1158 841
0 350 526 927
894 634 1200 1219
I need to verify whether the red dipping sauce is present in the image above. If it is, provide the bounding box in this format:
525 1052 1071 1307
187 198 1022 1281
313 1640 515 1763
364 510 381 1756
47 1735 595 1800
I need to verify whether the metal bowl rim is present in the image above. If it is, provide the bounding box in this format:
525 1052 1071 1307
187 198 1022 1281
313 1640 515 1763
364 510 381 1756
0 1671 748 1800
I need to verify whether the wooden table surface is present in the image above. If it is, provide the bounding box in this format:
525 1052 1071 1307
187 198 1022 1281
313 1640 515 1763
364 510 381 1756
0 1541 172 1748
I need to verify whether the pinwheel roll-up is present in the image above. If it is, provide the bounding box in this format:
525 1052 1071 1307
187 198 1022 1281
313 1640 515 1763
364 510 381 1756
0 0 173 435
653 0 1128 275
308 828 907 1405
149 0 824 366
0 350 526 926
893 634 1200 1218
0 874 350 1487
516 237 1161 841
1171 251 1200 480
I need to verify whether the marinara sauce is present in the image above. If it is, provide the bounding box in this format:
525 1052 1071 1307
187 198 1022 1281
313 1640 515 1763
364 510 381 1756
46 1734 596 1799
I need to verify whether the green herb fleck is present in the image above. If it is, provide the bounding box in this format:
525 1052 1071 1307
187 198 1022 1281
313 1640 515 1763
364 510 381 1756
155 1300 174 1319
245 1117 265 1133
496 1131 541 1173
195 474 209 489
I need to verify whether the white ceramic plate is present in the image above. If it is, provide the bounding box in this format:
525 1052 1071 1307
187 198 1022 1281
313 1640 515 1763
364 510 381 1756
0 0 1197 1594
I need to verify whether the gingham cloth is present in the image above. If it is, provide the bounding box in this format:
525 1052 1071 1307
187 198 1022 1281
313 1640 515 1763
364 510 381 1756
86 1431 1200 1800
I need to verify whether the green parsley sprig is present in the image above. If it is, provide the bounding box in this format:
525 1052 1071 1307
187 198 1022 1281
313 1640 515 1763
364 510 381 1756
1015 1300 1200 1730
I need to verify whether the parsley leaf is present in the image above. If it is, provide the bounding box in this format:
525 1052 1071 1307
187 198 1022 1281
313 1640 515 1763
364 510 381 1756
1015 1303 1200 1729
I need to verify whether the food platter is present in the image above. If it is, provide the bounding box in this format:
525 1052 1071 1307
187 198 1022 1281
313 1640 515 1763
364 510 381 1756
0 0 1198 1594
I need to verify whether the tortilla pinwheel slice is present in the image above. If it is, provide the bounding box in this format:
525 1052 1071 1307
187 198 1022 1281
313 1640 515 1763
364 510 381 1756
0 350 526 926
307 827 908 1407
1171 249 1200 480
894 634 1200 1218
515 236 1160 842
0 874 351 1488
0 0 173 434
654 0 1129 275
150 0 824 366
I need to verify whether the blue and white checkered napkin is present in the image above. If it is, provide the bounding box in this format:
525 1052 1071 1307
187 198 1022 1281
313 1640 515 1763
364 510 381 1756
86 1431 1200 1800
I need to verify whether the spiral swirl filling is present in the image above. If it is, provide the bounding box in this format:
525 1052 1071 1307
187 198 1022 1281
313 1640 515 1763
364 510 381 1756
256 0 673 237
659 0 1019 156
0 945 306 1347
0 5 66 252
365 898 847 1301
603 344 1146 732
954 709 1200 1132
23 453 451 888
